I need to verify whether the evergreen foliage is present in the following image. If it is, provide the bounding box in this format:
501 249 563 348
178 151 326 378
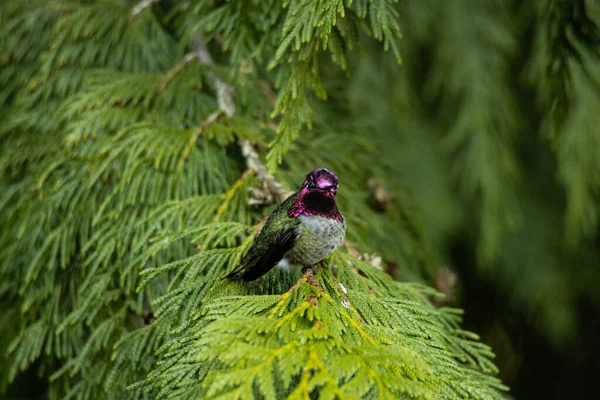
4 0 600 398
1 0 503 398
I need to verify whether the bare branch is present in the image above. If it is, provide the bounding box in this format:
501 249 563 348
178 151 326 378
241 139 294 204
129 0 159 21
192 34 292 203
160 34 291 203
192 35 236 117
342 240 360 258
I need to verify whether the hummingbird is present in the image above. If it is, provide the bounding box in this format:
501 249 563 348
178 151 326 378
227 168 346 282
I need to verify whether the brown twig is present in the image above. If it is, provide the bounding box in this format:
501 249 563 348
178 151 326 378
342 239 360 257
288 266 324 295
260 80 278 107
287 279 303 294
303 267 324 292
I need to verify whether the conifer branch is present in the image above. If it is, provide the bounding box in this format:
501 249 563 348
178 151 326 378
0 2 513 397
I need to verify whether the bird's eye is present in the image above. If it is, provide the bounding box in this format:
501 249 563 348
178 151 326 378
307 181 315 189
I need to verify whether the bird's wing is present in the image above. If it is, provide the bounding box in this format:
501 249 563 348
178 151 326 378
226 194 300 282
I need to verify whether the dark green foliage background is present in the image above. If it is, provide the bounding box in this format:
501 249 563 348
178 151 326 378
1 0 600 399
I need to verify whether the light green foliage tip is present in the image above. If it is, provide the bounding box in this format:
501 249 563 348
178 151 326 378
136 253 506 399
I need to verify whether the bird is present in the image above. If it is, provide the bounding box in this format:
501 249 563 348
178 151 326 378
226 168 346 282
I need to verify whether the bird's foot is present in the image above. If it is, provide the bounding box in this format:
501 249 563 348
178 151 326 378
302 265 323 292
288 265 324 293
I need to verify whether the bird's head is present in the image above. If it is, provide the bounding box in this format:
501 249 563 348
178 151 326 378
300 168 339 197
289 168 343 221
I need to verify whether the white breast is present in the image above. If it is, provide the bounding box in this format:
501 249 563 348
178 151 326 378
298 215 345 252
277 214 346 270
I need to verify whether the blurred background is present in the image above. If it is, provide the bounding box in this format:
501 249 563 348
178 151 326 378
351 1 600 398
2 0 600 399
